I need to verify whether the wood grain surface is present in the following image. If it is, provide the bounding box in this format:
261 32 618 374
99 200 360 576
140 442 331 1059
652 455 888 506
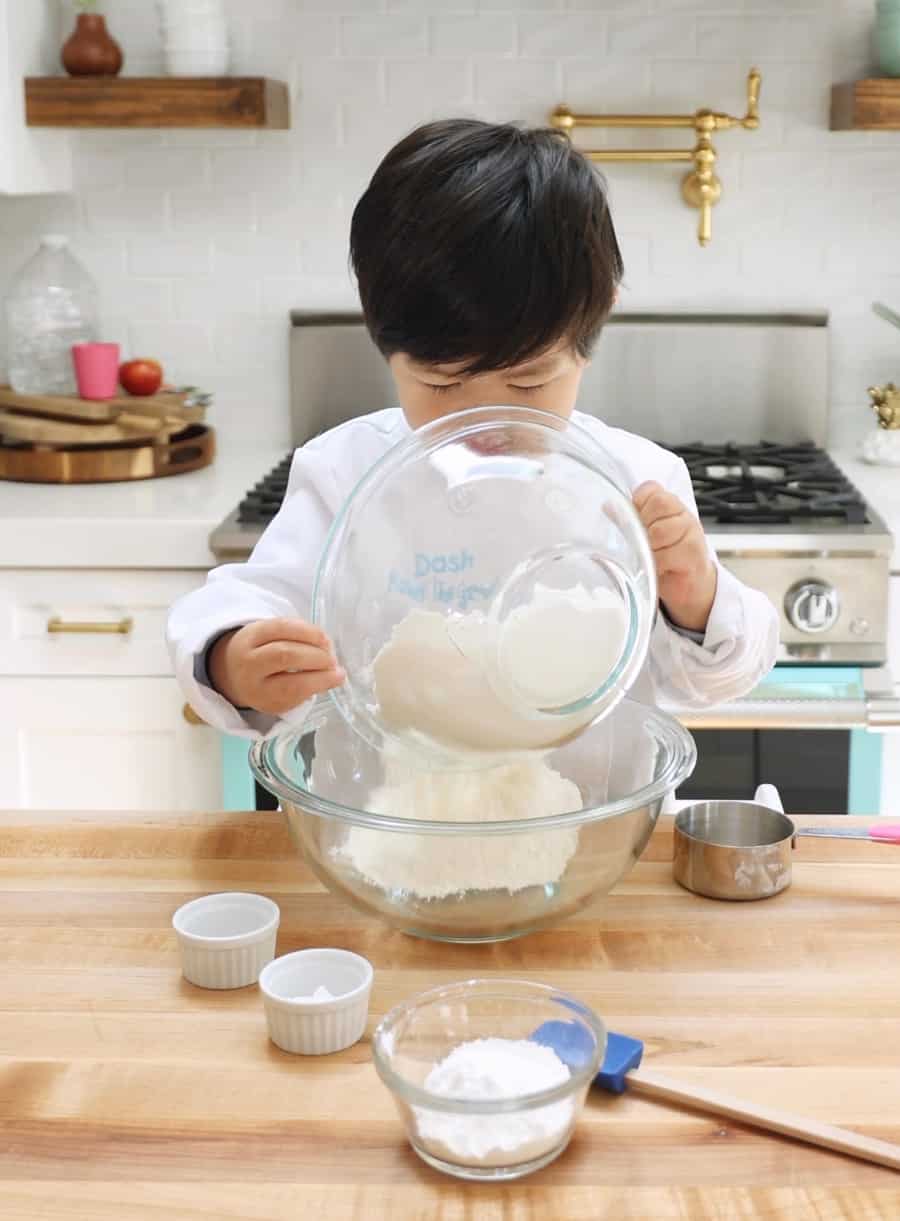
1 808 899 1220
24 77 290 130
830 79 900 130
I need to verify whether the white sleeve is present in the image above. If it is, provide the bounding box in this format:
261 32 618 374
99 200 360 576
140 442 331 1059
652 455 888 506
166 446 342 738
648 455 779 709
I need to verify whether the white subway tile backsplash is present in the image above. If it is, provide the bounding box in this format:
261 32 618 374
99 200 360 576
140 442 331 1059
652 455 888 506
567 0 648 9
127 321 214 378
651 236 740 275
0 2 889 451
213 234 303 277
211 141 299 197
295 0 383 10
102 279 172 325
123 148 211 191
298 58 384 107
650 61 749 112
696 16 788 60
390 0 475 9
780 13 830 59
173 278 260 322
127 238 212 278
170 190 256 236
474 60 560 113
82 188 168 235
213 316 288 368
260 277 311 316
163 131 262 150
386 59 473 108
609 14 697 57
562 60 652 110
430 14 517 57
519 13 607 57
341 14 427 56
484 0 564 9
738 237 827 278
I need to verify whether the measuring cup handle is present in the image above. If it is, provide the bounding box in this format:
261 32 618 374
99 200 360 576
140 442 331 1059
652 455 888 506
754 784 784 813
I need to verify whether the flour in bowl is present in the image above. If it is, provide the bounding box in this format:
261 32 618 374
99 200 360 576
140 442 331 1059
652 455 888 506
336 753 582 900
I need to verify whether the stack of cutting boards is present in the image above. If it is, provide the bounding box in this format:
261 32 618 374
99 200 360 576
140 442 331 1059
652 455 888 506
0 385 215 483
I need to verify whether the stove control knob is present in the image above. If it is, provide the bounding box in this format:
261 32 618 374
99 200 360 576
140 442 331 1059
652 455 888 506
784 581 841 634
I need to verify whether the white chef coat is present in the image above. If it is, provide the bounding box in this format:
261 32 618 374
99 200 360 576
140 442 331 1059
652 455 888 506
167 408 779 738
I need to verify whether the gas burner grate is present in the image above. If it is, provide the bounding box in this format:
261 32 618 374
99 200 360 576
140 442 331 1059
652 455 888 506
664 441 868 526
237 453 293 525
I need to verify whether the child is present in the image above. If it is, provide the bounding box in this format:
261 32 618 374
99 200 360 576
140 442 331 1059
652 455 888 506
168 120 778 738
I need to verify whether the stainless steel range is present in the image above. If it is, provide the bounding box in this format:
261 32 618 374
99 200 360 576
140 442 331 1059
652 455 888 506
211 311 891 669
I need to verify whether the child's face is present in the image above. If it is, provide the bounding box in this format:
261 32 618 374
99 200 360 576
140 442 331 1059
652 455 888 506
390 341 587 431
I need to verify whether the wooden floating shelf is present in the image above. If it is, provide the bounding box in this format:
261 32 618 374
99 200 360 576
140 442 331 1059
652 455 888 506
830 78 900 130
24 76 289 129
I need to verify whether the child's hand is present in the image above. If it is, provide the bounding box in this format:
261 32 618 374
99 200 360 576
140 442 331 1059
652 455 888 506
633 482 717 634
207 618 345 716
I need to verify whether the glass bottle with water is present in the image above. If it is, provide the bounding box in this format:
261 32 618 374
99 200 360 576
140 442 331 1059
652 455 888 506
5 235 99 395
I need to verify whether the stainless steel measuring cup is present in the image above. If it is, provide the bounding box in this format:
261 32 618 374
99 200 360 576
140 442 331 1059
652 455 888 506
674 786 900 901
673 784 797 901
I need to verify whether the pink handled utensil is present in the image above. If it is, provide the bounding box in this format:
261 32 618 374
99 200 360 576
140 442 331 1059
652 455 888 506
754 786 900 843
796 823 900 843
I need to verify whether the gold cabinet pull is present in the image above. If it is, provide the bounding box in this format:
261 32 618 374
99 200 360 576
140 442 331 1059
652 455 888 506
47 616 133 635
182 703 206 726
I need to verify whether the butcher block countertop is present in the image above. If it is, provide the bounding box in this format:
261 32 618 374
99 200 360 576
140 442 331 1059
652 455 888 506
1 810 900 1220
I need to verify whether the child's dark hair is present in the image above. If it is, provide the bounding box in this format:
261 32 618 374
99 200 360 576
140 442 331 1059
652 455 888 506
350 119 623 374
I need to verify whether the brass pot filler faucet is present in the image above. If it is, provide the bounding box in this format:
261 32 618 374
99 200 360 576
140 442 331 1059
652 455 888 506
550 68 761 247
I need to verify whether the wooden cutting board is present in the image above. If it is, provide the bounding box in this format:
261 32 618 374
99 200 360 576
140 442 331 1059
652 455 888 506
0 408 177 446
0 384 208 425
0 810 898 1219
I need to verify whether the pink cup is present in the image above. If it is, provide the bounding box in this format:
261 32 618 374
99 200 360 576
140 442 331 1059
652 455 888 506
72 342 120 400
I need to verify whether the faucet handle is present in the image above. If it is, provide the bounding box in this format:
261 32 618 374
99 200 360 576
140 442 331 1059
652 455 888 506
744 67 761 128
709 68 761 131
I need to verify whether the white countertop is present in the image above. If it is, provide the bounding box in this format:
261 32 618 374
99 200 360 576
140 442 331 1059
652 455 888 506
0 448 285 569
831 449 900 572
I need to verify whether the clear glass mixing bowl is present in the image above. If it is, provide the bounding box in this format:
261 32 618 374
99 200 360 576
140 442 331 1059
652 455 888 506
312 406 657 766
250 697 696 943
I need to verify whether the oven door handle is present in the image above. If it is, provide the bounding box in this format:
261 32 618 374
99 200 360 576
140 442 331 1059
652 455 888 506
675 695 900 731
676 699 869 731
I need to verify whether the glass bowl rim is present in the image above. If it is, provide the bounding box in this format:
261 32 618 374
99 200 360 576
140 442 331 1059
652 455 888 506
249 698 697 836
371 977 606 1114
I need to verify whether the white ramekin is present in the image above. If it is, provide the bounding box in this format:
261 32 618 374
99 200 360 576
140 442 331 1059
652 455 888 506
258 948 374 1055
172 892 279 990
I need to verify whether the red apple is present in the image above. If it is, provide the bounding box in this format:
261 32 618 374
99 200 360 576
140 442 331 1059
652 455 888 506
119 358 163 396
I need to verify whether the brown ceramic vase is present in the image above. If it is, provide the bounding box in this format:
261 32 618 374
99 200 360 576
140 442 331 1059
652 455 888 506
61 13 124 77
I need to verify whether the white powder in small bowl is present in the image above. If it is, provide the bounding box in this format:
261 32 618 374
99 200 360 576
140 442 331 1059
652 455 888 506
306 985 335 1002
412 1037 575 1169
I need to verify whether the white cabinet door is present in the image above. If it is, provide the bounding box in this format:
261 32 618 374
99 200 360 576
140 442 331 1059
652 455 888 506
0 676 221 810
0 0 71 194
880 577 900 817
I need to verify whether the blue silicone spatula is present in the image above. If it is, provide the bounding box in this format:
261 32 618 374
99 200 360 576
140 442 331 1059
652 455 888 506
531 1022 900 1172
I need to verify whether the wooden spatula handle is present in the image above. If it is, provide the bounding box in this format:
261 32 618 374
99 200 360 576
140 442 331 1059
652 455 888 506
629 1068 900 1172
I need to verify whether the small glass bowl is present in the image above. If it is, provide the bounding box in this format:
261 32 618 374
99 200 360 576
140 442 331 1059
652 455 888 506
372 979 605 1181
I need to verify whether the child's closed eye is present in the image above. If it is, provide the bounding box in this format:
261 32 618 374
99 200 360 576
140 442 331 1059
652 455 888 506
507 383 547 394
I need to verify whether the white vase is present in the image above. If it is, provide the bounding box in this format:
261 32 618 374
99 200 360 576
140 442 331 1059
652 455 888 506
860 429 900 466
158 0 229 76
